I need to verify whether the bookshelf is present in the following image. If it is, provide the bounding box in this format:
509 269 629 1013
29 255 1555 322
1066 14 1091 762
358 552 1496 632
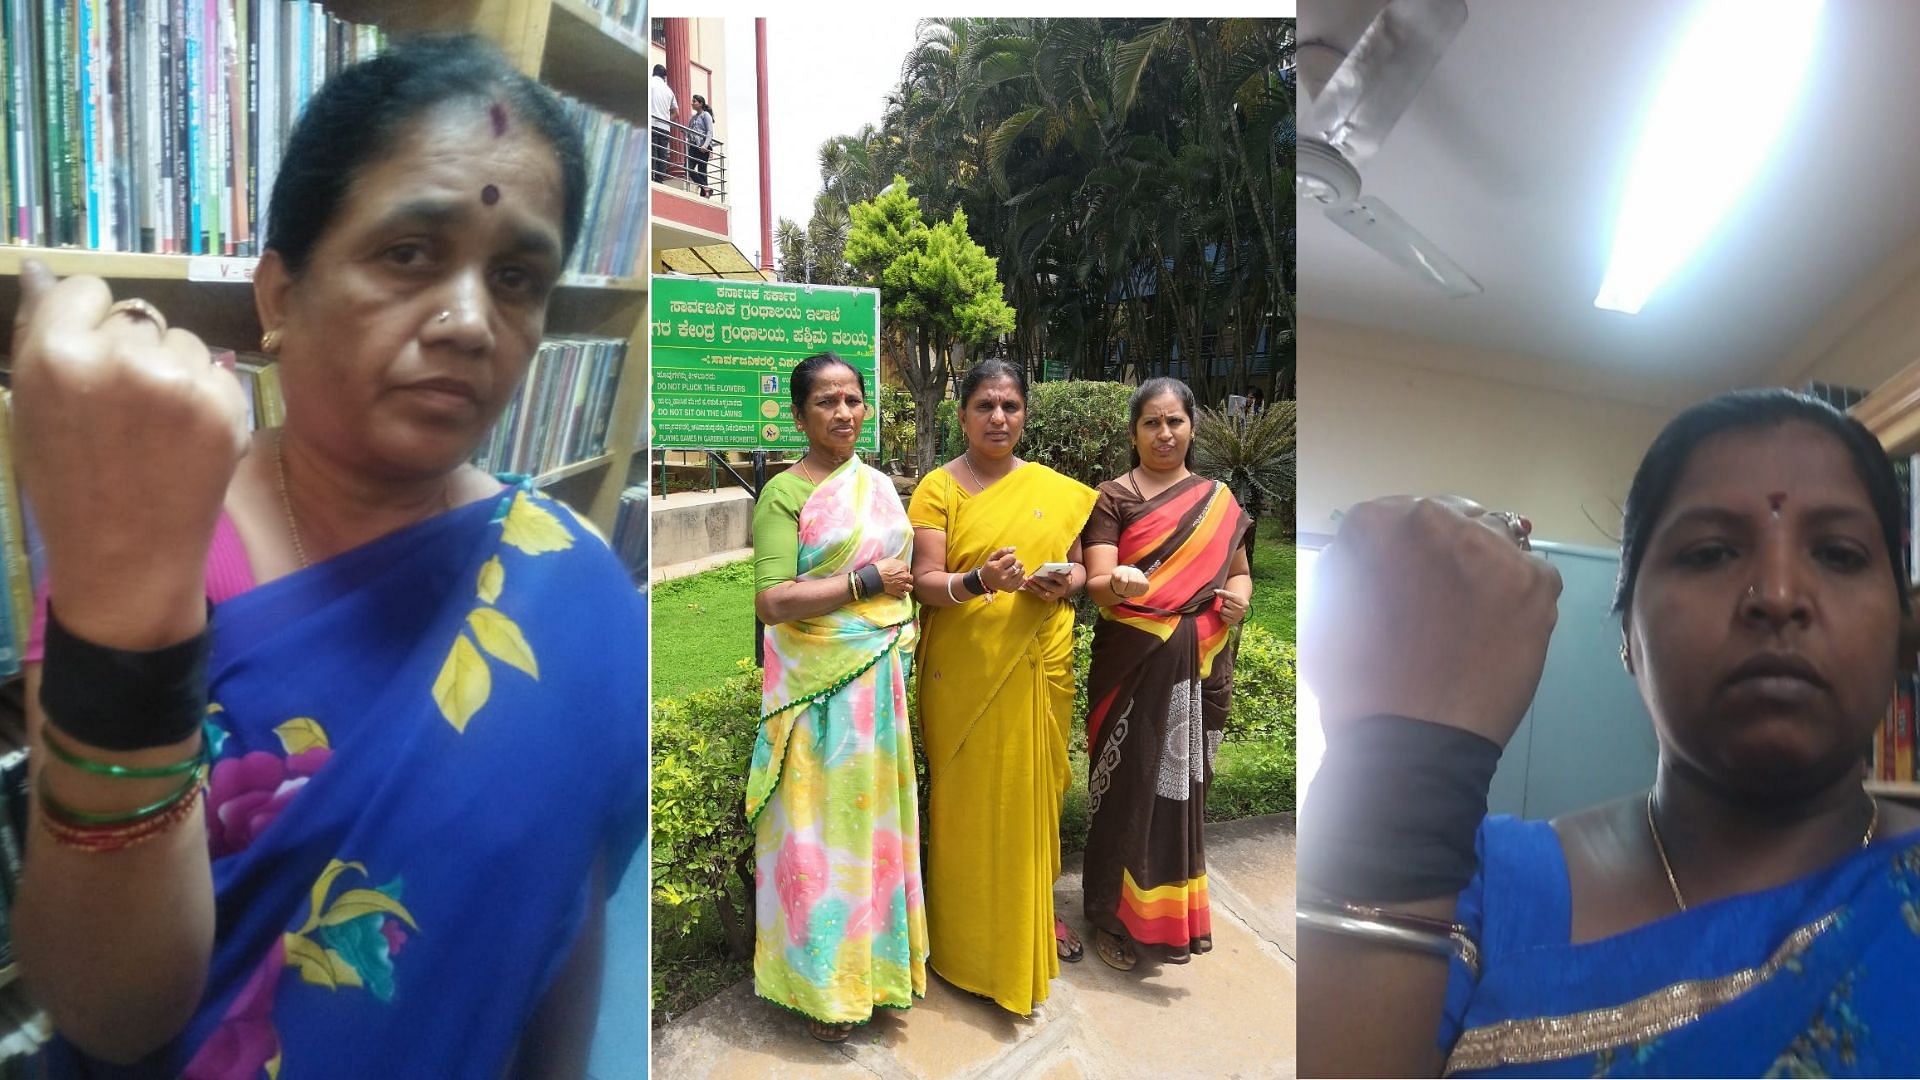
1852 368 1920 801
0 0 652 538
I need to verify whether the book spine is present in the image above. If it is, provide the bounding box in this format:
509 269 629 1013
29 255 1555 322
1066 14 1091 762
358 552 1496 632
1900 677 1916 784
184 0 202 252
242 0 254 251
113 0 133 251
0 0 10 245
254 0 273 242
141 0 160 250
218 0 236 254
205 0 222 255
0 398 31 679
43 0 65 244
79 0 97 248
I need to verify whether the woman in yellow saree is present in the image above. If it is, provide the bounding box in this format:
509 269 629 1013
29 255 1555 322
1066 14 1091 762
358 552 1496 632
908 359 1098 1015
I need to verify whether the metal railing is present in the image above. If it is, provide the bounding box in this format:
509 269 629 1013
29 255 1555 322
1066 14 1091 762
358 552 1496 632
651 117 728 202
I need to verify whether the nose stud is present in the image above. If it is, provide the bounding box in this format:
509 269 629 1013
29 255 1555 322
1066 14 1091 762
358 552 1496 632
437 310 451 323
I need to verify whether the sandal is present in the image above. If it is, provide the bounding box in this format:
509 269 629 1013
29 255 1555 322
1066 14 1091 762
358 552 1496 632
809 1020 853 1043
1094 927 1137 972
1055 917 1084 963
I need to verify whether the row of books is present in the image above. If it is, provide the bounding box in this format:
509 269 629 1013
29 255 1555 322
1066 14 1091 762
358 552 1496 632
1829 379 1920 785
610 484 645 582
1876 676 1920 782
472 336 627 479
2 0 388 253
559 94 647 279
2 3 648 281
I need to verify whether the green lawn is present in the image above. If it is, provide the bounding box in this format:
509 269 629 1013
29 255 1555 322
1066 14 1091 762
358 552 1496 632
651 537 1294 702
651 560 757 702
1249 532 1294 645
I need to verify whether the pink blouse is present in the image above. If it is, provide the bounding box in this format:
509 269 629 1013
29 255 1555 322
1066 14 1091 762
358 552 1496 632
24 510 258 663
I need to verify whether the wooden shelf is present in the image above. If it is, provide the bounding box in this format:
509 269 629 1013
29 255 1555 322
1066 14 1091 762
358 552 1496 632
548 0 647 57
1867 780 1920 798
541 0 650 126
0 247 254 283
532 452 614 487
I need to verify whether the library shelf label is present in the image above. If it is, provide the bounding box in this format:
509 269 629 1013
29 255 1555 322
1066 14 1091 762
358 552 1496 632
187 258 260 284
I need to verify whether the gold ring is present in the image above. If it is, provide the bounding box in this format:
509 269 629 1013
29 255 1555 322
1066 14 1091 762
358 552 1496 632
104 298 168 336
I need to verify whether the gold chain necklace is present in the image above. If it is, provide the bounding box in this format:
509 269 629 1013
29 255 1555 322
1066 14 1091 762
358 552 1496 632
275 431 451 569
1646 791 1877 912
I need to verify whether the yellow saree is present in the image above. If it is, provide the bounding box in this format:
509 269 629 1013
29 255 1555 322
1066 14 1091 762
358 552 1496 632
908 464 1097 1014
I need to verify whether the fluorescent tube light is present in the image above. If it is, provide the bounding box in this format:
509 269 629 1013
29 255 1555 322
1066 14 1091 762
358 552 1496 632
1594 0 1822 315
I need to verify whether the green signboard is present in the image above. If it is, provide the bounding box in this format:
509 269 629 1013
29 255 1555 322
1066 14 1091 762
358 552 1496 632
650 276 882 453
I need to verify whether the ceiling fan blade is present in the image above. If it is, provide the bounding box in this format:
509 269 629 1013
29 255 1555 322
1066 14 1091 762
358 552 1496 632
1328 196 1482 298
1308 0 1467 165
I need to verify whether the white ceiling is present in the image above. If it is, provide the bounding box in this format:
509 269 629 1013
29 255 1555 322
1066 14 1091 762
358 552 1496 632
1298 0 1920 407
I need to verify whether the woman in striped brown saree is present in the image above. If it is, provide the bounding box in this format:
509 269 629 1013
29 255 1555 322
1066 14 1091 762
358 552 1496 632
1080 377 1253 970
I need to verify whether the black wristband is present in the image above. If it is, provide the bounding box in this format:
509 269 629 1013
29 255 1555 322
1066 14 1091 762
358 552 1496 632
857 564 885 599
41 605 211 752
1298 714 1503 902
964 568 987 596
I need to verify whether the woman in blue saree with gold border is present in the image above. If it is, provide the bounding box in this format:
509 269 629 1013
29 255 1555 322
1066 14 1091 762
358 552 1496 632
1300 391 1920 1077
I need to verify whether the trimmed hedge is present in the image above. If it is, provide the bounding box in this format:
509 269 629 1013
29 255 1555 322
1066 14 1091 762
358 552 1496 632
649 617 1297 973
925 380 1135 491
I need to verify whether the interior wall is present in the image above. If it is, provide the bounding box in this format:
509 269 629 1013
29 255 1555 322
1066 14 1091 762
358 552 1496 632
1299 318 1675 545
1774 229 1920 394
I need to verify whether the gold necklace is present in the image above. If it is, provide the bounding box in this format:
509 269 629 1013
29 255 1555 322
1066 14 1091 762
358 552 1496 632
961 450 1017 492
275 431 451 569
1646 791 1877 912
794 457 817 485
275 432 311 569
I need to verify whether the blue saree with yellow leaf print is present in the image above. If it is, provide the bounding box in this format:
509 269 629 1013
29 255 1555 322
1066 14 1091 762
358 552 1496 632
50 487 647 1079
1440 815 1920 1077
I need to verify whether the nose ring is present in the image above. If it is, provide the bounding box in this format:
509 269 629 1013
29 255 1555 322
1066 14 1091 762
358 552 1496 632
437 310 451 323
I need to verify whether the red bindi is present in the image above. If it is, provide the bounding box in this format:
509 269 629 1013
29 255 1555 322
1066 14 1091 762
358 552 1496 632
489 102 509 136
481 184 500 206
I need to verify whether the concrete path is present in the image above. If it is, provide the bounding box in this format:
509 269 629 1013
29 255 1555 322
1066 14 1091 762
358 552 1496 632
651 815 1296 1079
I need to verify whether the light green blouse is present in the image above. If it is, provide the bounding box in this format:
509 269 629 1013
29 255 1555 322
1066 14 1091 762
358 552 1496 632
751 469 819 593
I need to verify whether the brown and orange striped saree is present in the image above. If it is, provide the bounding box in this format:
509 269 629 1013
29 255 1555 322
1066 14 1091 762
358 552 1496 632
1081 474 1250 958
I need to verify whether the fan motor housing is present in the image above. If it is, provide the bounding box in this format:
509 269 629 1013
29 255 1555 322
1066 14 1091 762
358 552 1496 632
1297 138 1362 207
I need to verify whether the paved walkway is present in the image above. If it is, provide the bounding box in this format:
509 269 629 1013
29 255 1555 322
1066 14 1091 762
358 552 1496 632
651 815 1296 1079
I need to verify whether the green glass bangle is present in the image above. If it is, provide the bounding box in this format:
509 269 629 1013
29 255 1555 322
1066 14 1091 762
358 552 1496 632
37 752 208 827
41 722 206 779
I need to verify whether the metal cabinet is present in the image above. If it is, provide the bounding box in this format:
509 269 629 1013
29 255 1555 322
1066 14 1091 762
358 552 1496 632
1487 543 1660 820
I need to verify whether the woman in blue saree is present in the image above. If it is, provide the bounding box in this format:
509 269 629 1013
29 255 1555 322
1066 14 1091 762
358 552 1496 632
11 37 644 1077
1299 390 1920 1077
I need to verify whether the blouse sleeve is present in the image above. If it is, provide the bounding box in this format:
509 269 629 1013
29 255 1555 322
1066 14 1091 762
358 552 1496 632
907 469 949 532
751 477 804 593
1081 483 1123 548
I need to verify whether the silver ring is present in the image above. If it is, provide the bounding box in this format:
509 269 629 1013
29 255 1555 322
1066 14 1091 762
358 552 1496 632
1498 511 1531 552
